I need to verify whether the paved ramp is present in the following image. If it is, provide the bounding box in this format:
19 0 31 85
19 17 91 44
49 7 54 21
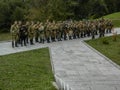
50 39 120 90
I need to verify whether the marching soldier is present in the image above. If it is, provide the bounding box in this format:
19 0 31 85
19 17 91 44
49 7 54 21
25 21 30 43
56 22 62 41
34 21 40 42
28 21 35 45
51 22 57 42
10 21 19 48
45 23 51 43
68 27 73 40
91 23 96 39
106 20 113 33
17 21 22 44
99 22 106 37
19 21 28 46
39 23 45 44
80 23 84 38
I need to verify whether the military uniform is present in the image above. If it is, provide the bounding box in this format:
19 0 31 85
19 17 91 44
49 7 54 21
28 22 35 45
25 21 30 43
56 23 62 41
68 27 73 40
99 22 106 37
106 20 113 33
19 24 28 46
10 21 19 48
45 23 51 43
39 23 45 43
34 22 39 42
91 24 96 39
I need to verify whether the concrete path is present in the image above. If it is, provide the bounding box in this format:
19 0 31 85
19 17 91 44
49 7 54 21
0 28 120 90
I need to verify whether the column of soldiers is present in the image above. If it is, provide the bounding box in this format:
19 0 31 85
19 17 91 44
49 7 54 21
10 19 113 48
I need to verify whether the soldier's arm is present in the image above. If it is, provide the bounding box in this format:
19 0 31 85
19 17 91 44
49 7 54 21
10 25 14 34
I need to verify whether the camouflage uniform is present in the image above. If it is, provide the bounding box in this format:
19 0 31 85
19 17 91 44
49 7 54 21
106 20 113 33
28 21 35 45
39 23 45 43
91 24 96 39
68 27 73 40
56 22 62 41
19 22 28 46
10 21 19 48
45 23 51 43
25 21 30 43
34 22 40 42
99 22 106 37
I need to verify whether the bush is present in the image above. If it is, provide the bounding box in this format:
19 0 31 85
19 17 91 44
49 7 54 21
102 38 109 45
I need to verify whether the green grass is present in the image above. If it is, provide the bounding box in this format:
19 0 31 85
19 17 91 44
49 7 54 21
0 48 56 90
0 32 11 41
103 12 120 27
85 35 120 66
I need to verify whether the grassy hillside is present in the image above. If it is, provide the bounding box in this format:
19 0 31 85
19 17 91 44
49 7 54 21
103 12 120 27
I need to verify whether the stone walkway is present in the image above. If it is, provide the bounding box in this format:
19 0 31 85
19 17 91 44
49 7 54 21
0 28 120 90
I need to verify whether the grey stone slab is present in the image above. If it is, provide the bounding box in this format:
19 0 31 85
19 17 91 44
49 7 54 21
91 85 116 90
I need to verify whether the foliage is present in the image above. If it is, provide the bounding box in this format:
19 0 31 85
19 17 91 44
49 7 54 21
0 48 56 90
102 37 109 45
0 0 120 31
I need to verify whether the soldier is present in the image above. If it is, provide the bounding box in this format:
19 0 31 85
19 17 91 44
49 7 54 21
34 21 40 42
76 22 80 38
73 23 77 39
39 23 45 44
99 21 106 37
80 22 84 38
68 26 73 40
10 21 19 48
63 22 68 40
45 22 51 43
28 21 35 45
25 21 30 43
91 23 96 39
86 21 91 37
51 22 57 42
106 20 113 33
17 21 22 44
19 21 28 46
56 21 62 41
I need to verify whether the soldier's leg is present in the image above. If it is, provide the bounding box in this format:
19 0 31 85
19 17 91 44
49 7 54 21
84 31 86 37
64 34 67 40
26 35 29 43
46 36 50 43
109 28 112 33
81 32 83 38
69 36 72 40
30 38 34 45
20 36 24 46
11 35 15 48
106 29 108 33
92 33 95 39
39 35 42 43
23 36 27 46
42 37 44 44
35 32 39 42
15 35 18 47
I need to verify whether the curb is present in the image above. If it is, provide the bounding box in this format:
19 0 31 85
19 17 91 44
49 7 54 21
49 47 59 90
